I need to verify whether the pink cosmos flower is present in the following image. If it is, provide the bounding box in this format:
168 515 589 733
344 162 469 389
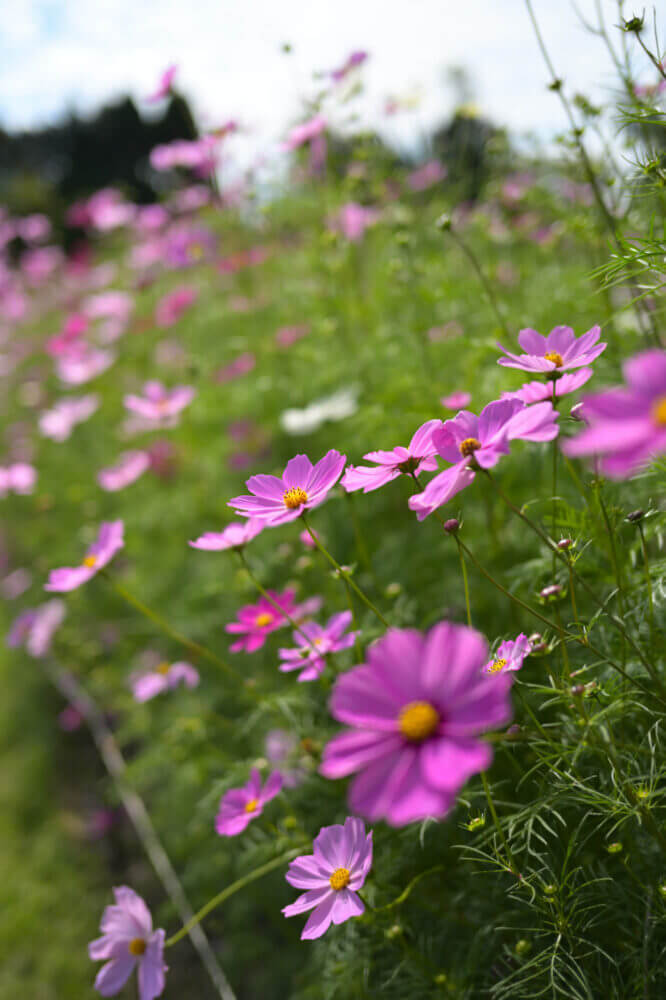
283 115 327 151
189 517 264 551
124 381 195 422
131 661 199 702
482 633 532 675
154 286 197 327
146 64 178 102
56 346 115 385
45 521 124 592
282 816 372 939
214 352 256 383
275 324 310 348
501 368 593 404
562 349 666 478
320 622 512 826
407 160 447 191
0 462 37 497
332 202 380 242
497 325 606 374
408 399 559 520
98 451 151 492
265 729 306 788
331 50 368 83
226 590 322 653
7 599 66 657
229 451 346 526
441 391 471 410
39 394 99 441
300 528 319 549
59 704 84 731
89 886 166 999
215 769 283 836
47 313 88 357
342 420 440 494
279 611 359 682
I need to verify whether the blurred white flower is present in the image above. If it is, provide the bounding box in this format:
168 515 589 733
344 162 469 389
279 387 358 435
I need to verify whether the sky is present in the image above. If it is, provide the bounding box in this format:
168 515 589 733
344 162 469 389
0 0 657 167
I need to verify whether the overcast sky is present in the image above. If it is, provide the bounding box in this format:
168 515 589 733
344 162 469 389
0 1 658 165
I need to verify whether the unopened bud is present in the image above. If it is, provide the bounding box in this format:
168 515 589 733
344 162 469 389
626 509 645 523
467 816 486 831
539 583 563 601
607 842 623 854
557 537 573 550
570 402 585 422
436 212 452 232
443 518 460 533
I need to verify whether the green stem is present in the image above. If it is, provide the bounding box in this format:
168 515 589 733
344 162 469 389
302 515 390 628
105 574 244 685
455 538 473 627
446 227 510 338
344 491 375 579
481 771 519 876
637 523 655 632
165 846 307 948
551 379 558 576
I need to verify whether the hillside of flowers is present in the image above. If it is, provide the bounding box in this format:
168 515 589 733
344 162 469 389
1 11 665 1000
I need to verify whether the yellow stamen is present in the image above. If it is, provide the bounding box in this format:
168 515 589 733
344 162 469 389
156 662 171 675
459 437 482 458
399 701 440 742
82 555 97 568
283 486 308 509
487 657 507 674
244 798 259 813
255 612 273 627
544 351 564 367
329 867 351 891
189 244 204 260
128 938 146 956
652 396 666 426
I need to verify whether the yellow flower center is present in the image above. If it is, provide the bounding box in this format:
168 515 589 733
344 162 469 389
329 867 351 891
399 701 440 742
652 395 666 426
544 351 564 367
82 555 97 568
487 657 507 674
128 938 146 956
244 798 259 813
255 612 273 627
156 662 171 675
459 437 482 458
283 487 308 509
189 243 204 260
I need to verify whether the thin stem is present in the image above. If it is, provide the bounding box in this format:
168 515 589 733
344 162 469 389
634 30 666 81
568 560 579 625
44 662 237 1000
104 574 245 686
480 771 519 877
236 550 319 652
455 538 473 627
302 515 390 628
446 227 510 337
165 846 307 948
637 523 655 632
551 379 558 576
344 491 375 579
595 482 627 665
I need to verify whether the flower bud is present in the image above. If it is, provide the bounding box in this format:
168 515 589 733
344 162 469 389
436 212 452 232
606 842 623 854
443 518 460 533
626 509 645 523
557 537 573 550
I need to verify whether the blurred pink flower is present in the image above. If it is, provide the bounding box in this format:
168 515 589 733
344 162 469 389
154 286 198 327
124 381 195 422
89 887 166 999
407 160 447 191
331 202 380 242
275 324 309 348
98 451 151 492
146 64 178 102
131 660 199 702
215 769 283 836
45 521 124 592
441 391 471 410
189 518 264 551
214 352 256 383
39 394 99 441
0 462 37 496
7 599 66 657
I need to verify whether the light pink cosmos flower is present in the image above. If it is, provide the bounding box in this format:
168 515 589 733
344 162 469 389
0 462 37 497
98 451 151 492
320 622 512 826
131 661 199 702
276 324 310 348
279 611 359 681
441 391 471 410
146 64 178 102
215 769 283 836
300 528 318 549
7 599 66 657
407 160 447 191
56 346 115 385
408 399 559 520
265 729 306 788
562 349 666 478
497 325 606 374
89 886 166 999
342 420 440 494
283 115 327 151
482 633 532 675
501 368 593 405
124 381 195 423
229 451 346 526
45 521 124 592
226 590 322 653
214 352 256 383
283 816 372 939
331 50 368 83
39 394 99 441
332 202 380 242
154 286 197 327
47 313 88 356
189 517 264 551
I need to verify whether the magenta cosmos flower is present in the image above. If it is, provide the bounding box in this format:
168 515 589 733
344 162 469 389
283 115 327 151
562 349 666 478
226 590 322 653
331 50 368 83
482 633 532 675
409 399 558 520
332 202 380 243
189 517 264 551
98 451 151 492
342 419 440 494
7 599 66 657
215 769 283 836
39 394 99 441
124 381 195 422
45 521 124 592
441 391 471 410
320 622 512 826
497 324 606 374
502 368 593 404
279 611 359 682
154 286 197 327
283 816 372 939
146 64 177 102
131 660 199 702
89 886 166 999
229 451 346 526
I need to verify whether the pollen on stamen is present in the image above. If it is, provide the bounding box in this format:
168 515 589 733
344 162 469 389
128 938 146 956
487 657 507 674
652 396 666 427
283 486 308 509
399 701 440 742
244 798 259 813
82 555 97 568
544 351 564 367
459 437 482 458
156 662 171 675
329 867 351 891
255 612 273 627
